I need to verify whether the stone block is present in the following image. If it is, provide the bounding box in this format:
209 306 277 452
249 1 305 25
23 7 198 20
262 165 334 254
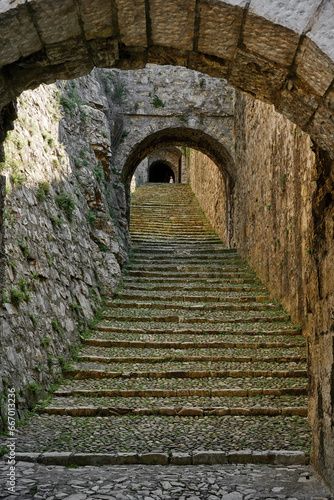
170 452 192 465
305 106 334 154
248 0 320 34
271 450 306 465
14 452 40 463
211 407 230 416
115 0 147 47
187 52 229 80
282 407 308 416
140 452 169 465
308 1 334 61
229 49 288 103
29 0 81 44
159 407 177 416
78 0 116 40
251 451 272 464
177 407 203 416
45 39 89 64
276 80 319 129
228 450 253 464
295 36 334 96
38 452 72 466
193 450 228 465
198 0 244 59
0 4 42 67
150 0 196 50
243 12 300 67
117 453 139 464
70 453 117 466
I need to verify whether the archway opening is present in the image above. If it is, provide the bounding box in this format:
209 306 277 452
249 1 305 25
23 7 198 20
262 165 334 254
148 161 175 183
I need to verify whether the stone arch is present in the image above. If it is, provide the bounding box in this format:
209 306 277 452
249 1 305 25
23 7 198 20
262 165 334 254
122 126 233 220
148 160 176 183
147 147 182 183
1 1 334 156
122 126 234 187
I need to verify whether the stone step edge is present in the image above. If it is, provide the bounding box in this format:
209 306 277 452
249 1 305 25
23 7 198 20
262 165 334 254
83 339 304 348
100 315 289 325
110 296 271 303
91 328 302 337
106 303 278 311
77 355 306 364
54 388 307 397
64 368 308 379
40 406 308 417
5 450 308 466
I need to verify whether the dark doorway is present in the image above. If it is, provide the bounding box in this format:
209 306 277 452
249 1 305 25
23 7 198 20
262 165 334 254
149 161 175 183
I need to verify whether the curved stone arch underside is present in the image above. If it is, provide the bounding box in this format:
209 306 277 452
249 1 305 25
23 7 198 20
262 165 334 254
1 1 334 154
122 126 234 187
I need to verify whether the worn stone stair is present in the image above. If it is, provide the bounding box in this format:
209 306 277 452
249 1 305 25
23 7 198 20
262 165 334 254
12 183 310 466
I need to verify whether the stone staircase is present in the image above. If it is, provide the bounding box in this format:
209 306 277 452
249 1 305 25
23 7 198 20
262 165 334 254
12 183 310 466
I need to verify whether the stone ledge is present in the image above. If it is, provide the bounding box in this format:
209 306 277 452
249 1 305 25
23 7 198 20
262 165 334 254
2 450 308 467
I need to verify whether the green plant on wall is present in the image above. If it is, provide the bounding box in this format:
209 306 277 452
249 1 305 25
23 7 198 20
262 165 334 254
113 82 127 104
152 95 165 108
55 191 76 221
86 209 97 225
93 163 104 183
10 168 25 186
18 238 29 259
36 181 50 202
51 318 63 334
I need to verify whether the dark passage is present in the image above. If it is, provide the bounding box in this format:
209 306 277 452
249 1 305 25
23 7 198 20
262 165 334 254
149 161 175 183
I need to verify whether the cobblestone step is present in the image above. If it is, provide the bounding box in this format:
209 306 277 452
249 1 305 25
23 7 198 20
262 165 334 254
100 314 290 325
93 325 302 337
113 292 270 301
108 300 279 312
53 387 307 397
64 364 307 380
42 405 308 417
85 337 305 348
13 414 310 456
56 376 308 392
122 283 267 292
10 184 309 462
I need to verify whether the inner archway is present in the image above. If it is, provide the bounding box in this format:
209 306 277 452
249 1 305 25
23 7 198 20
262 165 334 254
148 161 175 183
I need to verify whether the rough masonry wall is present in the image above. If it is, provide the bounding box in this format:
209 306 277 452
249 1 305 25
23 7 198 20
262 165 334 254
112 65 235 185
188 149 230 244
232 92 334 487
233 92 316 322
0 70 129 428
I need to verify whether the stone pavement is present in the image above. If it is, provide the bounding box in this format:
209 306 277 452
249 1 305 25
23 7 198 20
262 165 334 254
0 461 332 500
2 184 310 460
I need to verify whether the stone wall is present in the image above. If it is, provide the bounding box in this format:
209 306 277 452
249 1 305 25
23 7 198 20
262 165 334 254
233 92 316 321
232 92 334 487
188 148 230 244
0 70 129 429
0 175 5 301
